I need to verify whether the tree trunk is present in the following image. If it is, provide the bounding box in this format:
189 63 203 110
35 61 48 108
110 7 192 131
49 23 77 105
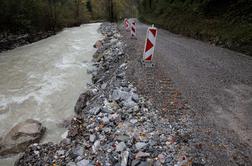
75 0 80 22
108 0 115 22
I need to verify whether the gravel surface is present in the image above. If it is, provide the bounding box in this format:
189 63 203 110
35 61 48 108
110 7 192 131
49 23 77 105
120 19 252 165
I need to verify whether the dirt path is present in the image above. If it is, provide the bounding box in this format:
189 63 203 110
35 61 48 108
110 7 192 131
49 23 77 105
120 20 252 165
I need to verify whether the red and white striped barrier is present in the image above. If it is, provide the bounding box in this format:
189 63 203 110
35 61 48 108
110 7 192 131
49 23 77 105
124 18 129 30
131 21 136 38
143 25 158 62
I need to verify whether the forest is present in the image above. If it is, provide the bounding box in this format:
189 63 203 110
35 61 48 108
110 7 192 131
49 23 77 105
0 0 138 34
0 0 139 51
138 0 252 54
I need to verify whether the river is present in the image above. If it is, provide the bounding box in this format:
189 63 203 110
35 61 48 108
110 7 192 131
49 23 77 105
0 23 101 165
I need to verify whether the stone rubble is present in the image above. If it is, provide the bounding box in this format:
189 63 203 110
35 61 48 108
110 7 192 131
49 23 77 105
15 23 193 166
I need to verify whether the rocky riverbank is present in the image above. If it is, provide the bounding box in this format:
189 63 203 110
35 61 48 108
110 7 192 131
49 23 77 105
0 31 55 53
15 23 194 166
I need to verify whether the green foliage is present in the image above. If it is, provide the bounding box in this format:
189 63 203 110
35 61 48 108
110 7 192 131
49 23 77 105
90 0 139 21
139 0 252 55
113 0 139 21
0 0 139 34
0 0 92 33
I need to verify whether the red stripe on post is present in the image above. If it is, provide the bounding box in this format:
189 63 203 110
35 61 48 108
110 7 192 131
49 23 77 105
145 55 152 61
145 39 153 52
149 29 157 37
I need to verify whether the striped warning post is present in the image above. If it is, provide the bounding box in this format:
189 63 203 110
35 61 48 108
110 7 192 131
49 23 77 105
124 18 129 30
131 20 136 38
143 25 158 62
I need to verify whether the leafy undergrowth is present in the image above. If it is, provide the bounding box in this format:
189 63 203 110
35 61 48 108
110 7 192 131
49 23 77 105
139 1 252 56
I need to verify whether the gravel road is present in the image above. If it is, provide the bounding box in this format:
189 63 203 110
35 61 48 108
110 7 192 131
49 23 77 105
123 19 252 165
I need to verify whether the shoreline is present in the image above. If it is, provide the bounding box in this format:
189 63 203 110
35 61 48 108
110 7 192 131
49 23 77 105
0 31 56 53
5 21 251 166
14 23 194 166
0 23 102 165
0 21 107 54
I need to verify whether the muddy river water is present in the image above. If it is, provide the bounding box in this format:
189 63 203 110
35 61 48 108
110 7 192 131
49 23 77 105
0 23 101 165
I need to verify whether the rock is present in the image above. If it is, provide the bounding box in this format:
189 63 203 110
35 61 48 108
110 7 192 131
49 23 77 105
119 63 127 69
116 72 125 79
130 119 138 124
135 152 150 159
94 40 103 49
115 135 130 142
101 107 113 114
0 119 45 156
135 142 147 150
34 150 39 155
133 105 139 112
108 113 120 122
153 160 162 166
102 117 110 124
72 144 84 157
138 161 148 166
131 93 139 103
89 107 101 115
74 90 94 114
116 142 126 152
121 151 129 166
56 150 65 156
122 99 138 108
166 135 176 145
147 159 154 166
67 162 77 166
103 127 112 133
158 154 165 163
131 160 141 166
111 89 131 101
89 134 96 143
104 100 119 111
174 156 193 166
92 140 100 154
77 159 91 166
111 89 122 101
101 83 107 90
120 81 128 87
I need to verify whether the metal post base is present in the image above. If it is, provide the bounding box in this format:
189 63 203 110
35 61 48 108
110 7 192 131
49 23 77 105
141 60 155 68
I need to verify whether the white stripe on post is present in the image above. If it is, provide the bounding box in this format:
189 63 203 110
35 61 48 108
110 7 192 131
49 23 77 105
124 18 129 30
131 21 136 38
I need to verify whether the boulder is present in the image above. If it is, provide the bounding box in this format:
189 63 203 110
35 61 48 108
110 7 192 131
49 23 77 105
93 40 103 49
0 119 46 156
121 151 129 166
74 90 94 114
111 89 131 101
77 159 91 166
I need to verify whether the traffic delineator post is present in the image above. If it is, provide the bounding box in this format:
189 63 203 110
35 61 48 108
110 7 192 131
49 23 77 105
130 20 136 38
143 25 157 63
124 18 129 31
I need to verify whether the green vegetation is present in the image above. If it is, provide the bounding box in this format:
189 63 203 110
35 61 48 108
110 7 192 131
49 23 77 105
138 0 252 55
91 0 138 22
0 0 92 34
0 0 138 34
